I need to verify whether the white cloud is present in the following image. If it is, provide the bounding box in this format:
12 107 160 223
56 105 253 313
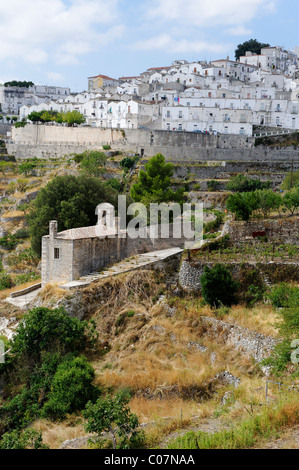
46 72 64 83
146 0 277 27
226 26 253 36
0 0 122 66
132 0 277 56
133 34 230 55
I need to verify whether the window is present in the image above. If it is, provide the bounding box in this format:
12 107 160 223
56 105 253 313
54 248 60 260
178 111 183 118
166 110 171 118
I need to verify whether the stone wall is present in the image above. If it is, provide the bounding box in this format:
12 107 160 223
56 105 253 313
200 316 277 363
8 124 299 162
179 259 299 292
42 222 192 286
172 160 298 187
0 124 11 136
228 217 299 245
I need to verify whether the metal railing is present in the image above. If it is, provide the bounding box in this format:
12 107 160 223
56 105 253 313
254 129 296 138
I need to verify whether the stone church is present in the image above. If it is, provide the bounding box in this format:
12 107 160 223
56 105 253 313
41 203 187 286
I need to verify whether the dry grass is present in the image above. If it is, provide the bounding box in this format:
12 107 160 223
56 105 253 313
226 304 280 337
0 278 41 300
129 397 200 423
1 210 24 218
38 282 67 302
32 419 87 449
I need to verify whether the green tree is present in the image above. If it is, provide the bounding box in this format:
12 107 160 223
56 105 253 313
40 111 56 122
27 175 117 256
235 39 270 60
255 189 281 217
18 161 36 175
41 355 99 420
130 153 184 204
11 307 88 361
226 191 259 221
283 187 299 215
4 81 34 88
62 110 85 126
83 392 144 449
27 111 43 123
200 264 238 308
80 150 107 177
227 174 271 192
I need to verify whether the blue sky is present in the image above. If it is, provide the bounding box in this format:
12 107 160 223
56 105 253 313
0 0 298 92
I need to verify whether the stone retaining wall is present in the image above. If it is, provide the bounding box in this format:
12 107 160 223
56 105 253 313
200 316 277 363
8 125 299 162
179 260 299 292
228 217 299 245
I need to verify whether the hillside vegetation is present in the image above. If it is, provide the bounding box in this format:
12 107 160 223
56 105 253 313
0 148 298 449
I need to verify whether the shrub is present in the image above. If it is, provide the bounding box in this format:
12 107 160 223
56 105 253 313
79 150 107 177
41 355 99 420
0 272 14 290
0 234 18 250
268 283 299 309
200 264 238 308
14 273 39 285
103 145 111 150
0 429 48 449
281 169 299 190
83 392 144 449
227 174 271 192
120 156 138 171
18 162 36 175
16 179 27 192
207 180 218 191
263 284 299 373
204 212 224 234
14 228 29 239
11 307 88 360
14 122 27 128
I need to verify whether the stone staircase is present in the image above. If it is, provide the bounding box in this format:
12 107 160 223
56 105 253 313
60 247 183 290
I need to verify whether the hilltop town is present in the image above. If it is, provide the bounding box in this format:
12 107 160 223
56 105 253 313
0 40 298 451
0 44 299 137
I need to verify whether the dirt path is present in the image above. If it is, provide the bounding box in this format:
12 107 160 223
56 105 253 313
159 418 229 448
160 420 299 449
255 425 299 449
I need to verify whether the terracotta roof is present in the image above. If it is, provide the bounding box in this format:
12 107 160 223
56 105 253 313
88 74 117 80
